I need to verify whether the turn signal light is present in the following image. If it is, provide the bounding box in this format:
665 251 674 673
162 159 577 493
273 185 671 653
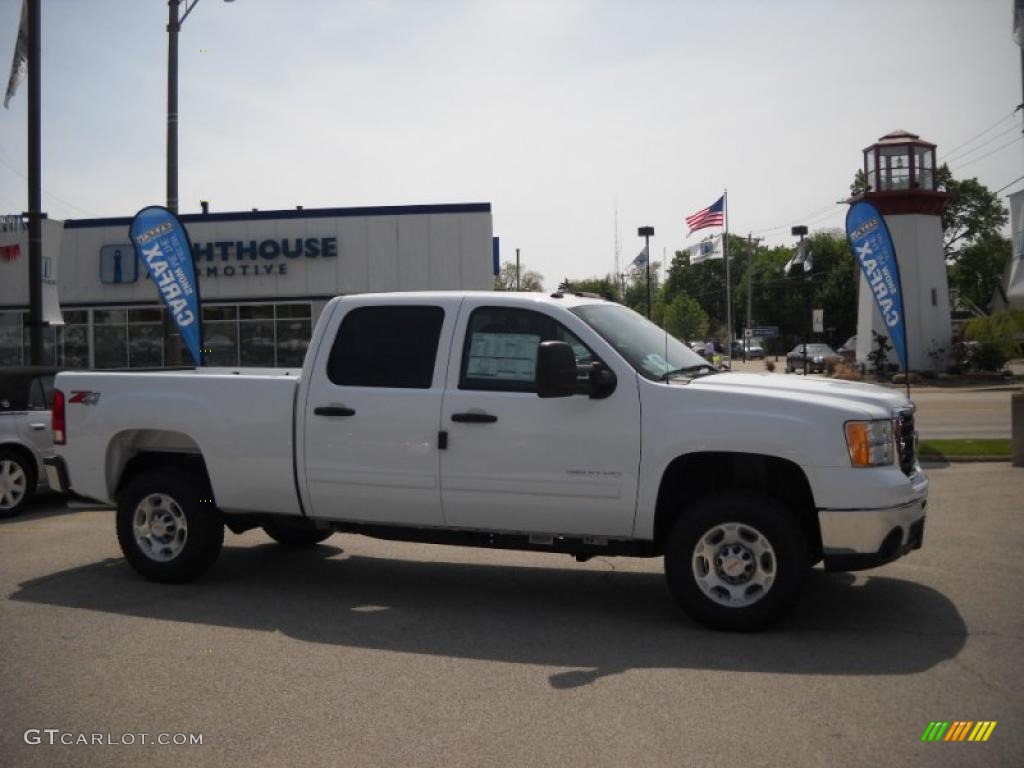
844 420 894 467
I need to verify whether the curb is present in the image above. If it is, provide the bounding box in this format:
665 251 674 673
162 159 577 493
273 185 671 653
920 456 1011 465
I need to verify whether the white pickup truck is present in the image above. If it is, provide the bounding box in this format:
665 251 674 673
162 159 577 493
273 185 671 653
47 291 927 630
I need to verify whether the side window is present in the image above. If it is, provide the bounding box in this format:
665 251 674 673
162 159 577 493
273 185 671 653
459 307 595 392
327 305 444 389
27 377 48 410
33 375 55 409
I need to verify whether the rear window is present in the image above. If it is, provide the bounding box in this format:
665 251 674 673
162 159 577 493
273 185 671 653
0 374 30 411
327 305 444 389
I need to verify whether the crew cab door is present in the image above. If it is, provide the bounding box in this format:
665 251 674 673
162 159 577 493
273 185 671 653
439 302 641 537
301 297 461 526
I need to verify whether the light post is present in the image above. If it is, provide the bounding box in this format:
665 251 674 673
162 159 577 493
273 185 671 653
638 226 654 319
790 225 810 375
167 0 233 214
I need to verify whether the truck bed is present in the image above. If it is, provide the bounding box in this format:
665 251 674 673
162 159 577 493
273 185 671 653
55 369 302 516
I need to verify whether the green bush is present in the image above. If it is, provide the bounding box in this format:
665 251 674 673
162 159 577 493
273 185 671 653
963 310 1022 371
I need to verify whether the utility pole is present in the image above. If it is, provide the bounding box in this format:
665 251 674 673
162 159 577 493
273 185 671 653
515 248 520 291
27 0 43 365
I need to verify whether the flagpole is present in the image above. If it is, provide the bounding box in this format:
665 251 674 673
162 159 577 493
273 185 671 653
723 189 732 369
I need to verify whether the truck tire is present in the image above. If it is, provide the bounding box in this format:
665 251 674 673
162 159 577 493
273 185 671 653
262 521 332 547
664 493 806 631
116 468 223 583
0 448 34 518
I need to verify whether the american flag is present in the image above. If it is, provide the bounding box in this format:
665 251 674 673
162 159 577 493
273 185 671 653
685 196 725 236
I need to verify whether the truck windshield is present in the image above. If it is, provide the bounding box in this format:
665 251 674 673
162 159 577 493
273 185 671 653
570 304 712 381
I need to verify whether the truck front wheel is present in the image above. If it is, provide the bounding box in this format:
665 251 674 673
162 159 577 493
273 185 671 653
116 469 223 583
664 493 806 631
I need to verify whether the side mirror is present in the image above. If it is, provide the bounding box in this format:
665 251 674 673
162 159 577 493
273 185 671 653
536 341 578 398
588 362 617 399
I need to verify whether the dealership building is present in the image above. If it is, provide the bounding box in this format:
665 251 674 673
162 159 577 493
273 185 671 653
0 202 495 368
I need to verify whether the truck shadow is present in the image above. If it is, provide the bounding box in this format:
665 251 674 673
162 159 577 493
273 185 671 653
10 542 967 688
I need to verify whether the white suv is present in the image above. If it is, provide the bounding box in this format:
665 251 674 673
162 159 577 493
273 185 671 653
0 367 58 517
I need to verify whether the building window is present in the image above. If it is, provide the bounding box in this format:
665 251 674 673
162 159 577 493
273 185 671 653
202 305 240 366
0 311 23 366
240 305 275 366
275 303 311 367
60 310 89 369
94 309 128 369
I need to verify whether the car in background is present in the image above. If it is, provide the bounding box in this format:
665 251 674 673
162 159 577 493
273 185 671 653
731 339 765 360
785 344 840 374
838 334 857 364
0 367 59 517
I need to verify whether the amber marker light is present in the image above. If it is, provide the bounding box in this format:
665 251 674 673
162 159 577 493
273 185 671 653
844 420 894 467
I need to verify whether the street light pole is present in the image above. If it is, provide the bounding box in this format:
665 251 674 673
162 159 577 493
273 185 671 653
791 225 809 375
167 0 179 213
167 0 231 214
638 226 654 319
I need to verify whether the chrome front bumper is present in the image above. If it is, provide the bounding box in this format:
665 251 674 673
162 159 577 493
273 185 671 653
818 495 927 571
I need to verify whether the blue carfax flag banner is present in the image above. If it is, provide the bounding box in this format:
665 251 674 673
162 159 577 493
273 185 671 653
130 206 203 365
846 200 908 371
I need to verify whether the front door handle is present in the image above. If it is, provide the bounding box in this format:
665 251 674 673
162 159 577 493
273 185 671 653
451 412 498 424
314 406 355 417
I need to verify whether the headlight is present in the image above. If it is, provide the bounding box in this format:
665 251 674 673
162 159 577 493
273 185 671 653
844 420 894 467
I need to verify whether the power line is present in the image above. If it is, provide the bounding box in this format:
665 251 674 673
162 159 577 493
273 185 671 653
940 109 1018 159
750 202 837 236
941 123 1022 164
0 148 99 217
994 172 1024 195
950 135 1024 173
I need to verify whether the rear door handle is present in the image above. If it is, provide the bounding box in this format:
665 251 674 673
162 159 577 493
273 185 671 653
29 423 47 431
314 406 355 417
451 412 498 424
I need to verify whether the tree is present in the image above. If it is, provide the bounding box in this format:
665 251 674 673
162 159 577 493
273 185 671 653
850 168 868 197
662 293 709 341
563 275 621 301
937 164 1008 260
948 232 1012 311
494 261 544 292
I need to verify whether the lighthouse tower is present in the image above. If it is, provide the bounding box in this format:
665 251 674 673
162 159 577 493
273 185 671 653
853 130 950 371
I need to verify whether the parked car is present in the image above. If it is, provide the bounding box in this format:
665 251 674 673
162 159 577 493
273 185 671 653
786 343 840 374
731 340 765 360
0 366 59 516
838 335 857 364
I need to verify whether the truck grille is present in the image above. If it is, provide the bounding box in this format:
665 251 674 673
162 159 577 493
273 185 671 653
895 408 916 475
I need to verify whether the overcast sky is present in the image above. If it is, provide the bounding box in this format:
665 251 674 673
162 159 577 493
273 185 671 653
0 0 1020 286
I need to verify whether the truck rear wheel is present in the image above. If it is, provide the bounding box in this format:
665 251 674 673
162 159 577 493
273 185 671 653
262 521 332 547
116 468 223 583
664 493 806 631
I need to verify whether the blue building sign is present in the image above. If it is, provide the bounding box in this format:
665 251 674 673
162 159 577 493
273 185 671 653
99 244 139 284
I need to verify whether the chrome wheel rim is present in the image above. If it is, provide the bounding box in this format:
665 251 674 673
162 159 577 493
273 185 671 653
133 493 188 562
692 522 776 607
0 458 28 511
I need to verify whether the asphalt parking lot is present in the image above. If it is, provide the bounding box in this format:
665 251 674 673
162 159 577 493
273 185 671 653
1 463 1022 768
